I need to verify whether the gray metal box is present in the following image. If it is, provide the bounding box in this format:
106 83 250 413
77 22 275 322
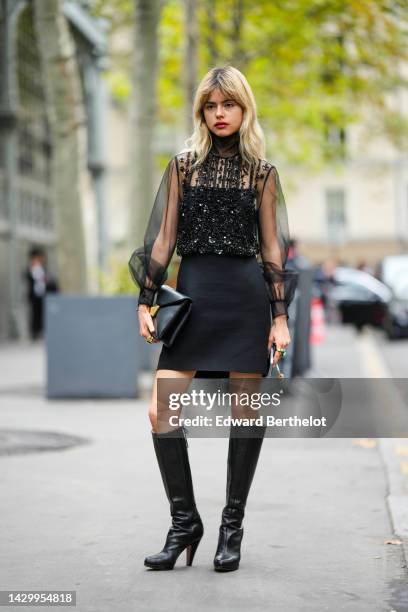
45 294 142 398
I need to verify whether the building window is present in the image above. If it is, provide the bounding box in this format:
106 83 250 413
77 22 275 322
16 5 53 231
321 119 347 161
326 188 347 244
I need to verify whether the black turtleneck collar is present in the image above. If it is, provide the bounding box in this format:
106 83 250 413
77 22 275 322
209 129 240 158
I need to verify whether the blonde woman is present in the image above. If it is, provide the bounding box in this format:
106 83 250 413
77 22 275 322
129 65 298 572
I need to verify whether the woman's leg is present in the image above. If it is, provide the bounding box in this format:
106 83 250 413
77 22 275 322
144 368 203 570
214 371 266 572
149 368 196 433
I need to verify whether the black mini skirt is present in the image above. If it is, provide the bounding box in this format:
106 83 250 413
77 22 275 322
156 253 272 376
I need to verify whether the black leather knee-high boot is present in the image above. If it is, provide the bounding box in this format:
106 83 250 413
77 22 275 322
144 426 204 570
214 424 266 572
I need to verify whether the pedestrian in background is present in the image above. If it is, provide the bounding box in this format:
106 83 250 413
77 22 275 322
24 247 59 340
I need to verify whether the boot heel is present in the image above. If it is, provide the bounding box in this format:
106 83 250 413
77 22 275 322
186 537 201 566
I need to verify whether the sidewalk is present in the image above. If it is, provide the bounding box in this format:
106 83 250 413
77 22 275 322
308 321 408 588
1 330 408 611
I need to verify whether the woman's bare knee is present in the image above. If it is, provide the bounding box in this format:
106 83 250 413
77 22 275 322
229 371 262 418
148 369 196 433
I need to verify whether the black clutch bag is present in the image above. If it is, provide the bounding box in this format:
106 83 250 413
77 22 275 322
147 284 192 347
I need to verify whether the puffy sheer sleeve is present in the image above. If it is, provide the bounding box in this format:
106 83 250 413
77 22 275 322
128 155 181 307
257 163 299 321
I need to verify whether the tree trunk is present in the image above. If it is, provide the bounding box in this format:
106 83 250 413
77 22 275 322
34 0 88 293
231 0 244 69
206 0 218 66
183 0 198 136
129 0 162 250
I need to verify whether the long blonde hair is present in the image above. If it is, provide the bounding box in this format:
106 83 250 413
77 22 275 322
183 66 265 168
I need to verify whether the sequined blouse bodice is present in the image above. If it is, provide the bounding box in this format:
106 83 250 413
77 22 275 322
175 150 264 257
177 185 259 257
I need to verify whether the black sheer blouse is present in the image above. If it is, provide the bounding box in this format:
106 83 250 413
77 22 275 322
128 130 298 320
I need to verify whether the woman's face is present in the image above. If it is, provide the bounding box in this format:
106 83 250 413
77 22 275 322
202 88 243 136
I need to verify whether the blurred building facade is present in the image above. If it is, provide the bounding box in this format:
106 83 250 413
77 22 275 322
285 71 408 268
0 0 107 339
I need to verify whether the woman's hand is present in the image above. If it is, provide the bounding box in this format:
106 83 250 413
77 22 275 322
138 304 159 343
268 315 291 367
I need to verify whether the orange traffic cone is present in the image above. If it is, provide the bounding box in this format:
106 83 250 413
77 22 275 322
310 297 326 345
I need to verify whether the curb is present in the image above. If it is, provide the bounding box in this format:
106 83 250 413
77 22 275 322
359 328 408 569
378 438 408 569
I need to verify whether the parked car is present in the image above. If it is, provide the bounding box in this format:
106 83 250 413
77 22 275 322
377 255 408 339
328 266 392 332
